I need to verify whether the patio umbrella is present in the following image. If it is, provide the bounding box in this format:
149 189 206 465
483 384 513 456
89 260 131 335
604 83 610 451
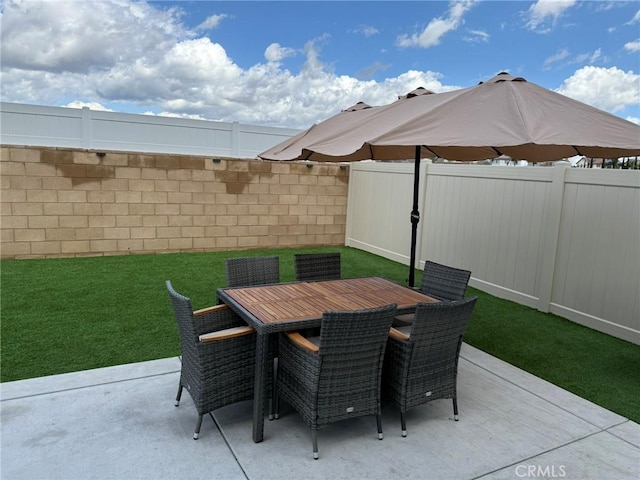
258 101 381 162
297 72 640 162
260 72 640 286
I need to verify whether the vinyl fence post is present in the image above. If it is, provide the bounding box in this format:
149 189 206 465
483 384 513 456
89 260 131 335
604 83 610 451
537 163 569 312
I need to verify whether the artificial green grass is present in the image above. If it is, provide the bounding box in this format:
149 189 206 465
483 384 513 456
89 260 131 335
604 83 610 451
1 247 639 423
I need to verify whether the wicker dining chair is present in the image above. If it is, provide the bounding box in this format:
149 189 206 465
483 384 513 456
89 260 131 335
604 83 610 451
294 252 341 282
166 280 258 440
394 261 471 326
383 296 478 437
224 256 280 287
275 304 397 459
419 261 471 301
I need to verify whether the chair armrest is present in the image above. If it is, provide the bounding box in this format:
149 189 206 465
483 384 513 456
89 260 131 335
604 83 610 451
199 326 255 342
285 331 319 354
193 304 230 316
389 327 410 342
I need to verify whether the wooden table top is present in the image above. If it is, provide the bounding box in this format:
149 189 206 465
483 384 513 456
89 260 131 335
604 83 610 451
222 277 437 325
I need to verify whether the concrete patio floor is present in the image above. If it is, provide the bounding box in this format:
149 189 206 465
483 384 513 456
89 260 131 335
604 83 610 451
1 344 638 480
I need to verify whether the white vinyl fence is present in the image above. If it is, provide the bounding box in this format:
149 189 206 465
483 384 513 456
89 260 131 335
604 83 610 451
0 102 300 158
346 162 640 345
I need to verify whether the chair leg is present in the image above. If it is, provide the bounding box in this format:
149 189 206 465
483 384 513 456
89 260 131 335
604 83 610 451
312 430 319 460
175 384 183 407
453 398 459 421
272 357 279 420
273 364 280 420
193 414 204 440
376 413 383 440
401 412 407 437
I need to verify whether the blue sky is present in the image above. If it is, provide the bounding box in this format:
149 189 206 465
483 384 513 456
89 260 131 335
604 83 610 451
1 0 638 129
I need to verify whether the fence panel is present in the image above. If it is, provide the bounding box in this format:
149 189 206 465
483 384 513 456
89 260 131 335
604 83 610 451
0 102 300 158
551 169 640 340
345 162 426 268
346 161 640 344
420 165 553 307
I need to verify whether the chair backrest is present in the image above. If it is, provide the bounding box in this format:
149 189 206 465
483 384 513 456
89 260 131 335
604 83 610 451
294 252 341 282
318 304 396 359
420 261 471 301
166 280 197 342
408 296 478 367
166 280 203 372
225 256 280 287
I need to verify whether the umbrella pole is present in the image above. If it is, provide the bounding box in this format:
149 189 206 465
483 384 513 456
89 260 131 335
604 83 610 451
409 146 421 287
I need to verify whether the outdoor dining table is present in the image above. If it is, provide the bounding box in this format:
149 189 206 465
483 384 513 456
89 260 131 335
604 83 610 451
216 276 438 443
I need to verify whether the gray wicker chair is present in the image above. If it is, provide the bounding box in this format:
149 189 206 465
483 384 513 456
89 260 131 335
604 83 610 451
275 304 397 459
383 296 478 437
294 252 341 282
419 261 471 301
224 256 280 287
394 261 471 326
166 280 257 440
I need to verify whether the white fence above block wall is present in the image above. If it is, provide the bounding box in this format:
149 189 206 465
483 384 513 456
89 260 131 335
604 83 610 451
346 161 640 345
0 102 301 158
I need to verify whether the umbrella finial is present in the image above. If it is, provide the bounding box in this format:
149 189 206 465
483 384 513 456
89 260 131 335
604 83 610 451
342 102 373 112
485 72 527 84
398 87 435 99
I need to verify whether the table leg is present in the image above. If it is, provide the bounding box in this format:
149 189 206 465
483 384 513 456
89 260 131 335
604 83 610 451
252 332 269 443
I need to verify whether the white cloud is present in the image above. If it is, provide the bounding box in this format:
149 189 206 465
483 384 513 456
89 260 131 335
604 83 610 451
196 14 228 31
627 9 640 25
143 110 208 121
356 61 391 80
396 0 476 48
544 48 570 68
0 0 185 73
572 48 602 65
264 43 297 63
463 29 490 43
0 0 451 130
64 101 113 111
525 0 577 32
556 66 640 113
624 40 640 52
354 25 380 37
543 47 604 70
1 0 635 131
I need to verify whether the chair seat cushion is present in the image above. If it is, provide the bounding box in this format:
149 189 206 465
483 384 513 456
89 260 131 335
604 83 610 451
394 313 415 326
395 325 411 335
306 336 320 347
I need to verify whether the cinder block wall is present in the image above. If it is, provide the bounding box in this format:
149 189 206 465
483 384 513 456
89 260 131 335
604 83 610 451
0 146 349 259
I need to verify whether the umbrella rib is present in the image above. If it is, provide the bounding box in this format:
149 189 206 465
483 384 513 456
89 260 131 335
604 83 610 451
492 147 503 157
422 145 439 159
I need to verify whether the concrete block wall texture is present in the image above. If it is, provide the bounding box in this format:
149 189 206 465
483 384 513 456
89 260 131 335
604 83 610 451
0 146 349 259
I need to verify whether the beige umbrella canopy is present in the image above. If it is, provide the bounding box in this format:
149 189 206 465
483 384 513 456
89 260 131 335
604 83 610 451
258 101 380 162
294 72 640 162
371 73 640 162
259 72 640 285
